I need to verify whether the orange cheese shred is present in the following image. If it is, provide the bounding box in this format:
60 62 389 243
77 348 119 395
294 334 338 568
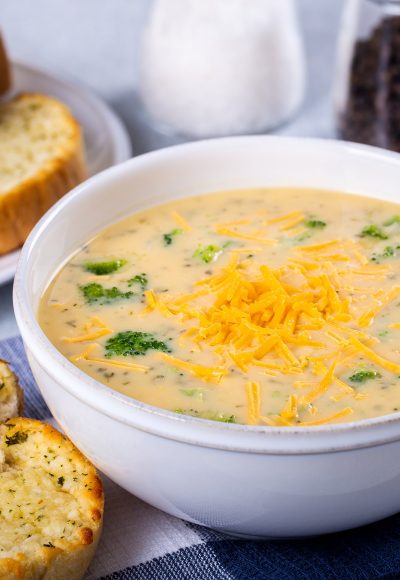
159 353 227 383
214 226 277 245
63 327 112 343
70 343 148 372
170 210 192 231
280 394 298 422
264 211 304 226
85 357 149 372
246 381 261 425
349 337 400 374
301 357 339 405
299 407 353 426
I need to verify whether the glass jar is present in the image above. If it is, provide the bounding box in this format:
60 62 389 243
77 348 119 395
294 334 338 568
336 0 400 151
0 31 11 96
139 0 306 139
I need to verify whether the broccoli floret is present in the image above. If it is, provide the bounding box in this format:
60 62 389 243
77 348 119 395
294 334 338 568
348 370 382 383
360 225 389 240
105 331 171 357
371 246 395 263
384 215 400 227
305 219 326 229
193 244 222 263
383 246 395 257
290 231 312 245
84 259 127 275
163 229 183 246
80 283 134 304
173 408 236 423
128 273 148 289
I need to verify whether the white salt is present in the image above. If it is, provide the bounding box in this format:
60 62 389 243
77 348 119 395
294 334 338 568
139 0 306 138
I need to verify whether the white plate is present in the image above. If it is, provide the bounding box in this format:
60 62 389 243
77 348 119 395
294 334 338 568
0 61 132 286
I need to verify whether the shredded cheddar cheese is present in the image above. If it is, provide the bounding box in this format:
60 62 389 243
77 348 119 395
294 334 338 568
71 344 149 372
246 381 261 424
159 353 227 383
299 407 353 426
63 328 112 343
214 226 277 244
170 210 192 232
139 222 400 425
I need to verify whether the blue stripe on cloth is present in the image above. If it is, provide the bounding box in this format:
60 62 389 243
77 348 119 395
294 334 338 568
188 516 400 579
0 335 51 420
100 515 400 580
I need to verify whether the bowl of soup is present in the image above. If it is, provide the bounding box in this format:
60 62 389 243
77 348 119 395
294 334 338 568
13 136 400 538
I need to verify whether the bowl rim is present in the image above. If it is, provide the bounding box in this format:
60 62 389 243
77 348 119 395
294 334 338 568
13 135 400 452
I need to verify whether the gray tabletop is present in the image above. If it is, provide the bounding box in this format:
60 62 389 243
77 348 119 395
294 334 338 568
0 0 344 340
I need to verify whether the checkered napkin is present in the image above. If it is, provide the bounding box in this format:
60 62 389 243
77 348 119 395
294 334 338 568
2 335 400 579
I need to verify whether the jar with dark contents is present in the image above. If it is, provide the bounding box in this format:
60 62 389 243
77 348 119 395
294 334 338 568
336 0 400 151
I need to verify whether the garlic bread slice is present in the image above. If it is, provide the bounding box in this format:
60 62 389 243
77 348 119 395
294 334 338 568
0 93 87 255
0 418 103 579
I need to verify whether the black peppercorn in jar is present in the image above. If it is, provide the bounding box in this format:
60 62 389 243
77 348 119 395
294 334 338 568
336 0 400 151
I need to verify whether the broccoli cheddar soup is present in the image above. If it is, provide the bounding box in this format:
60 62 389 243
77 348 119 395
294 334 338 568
39 188 400 426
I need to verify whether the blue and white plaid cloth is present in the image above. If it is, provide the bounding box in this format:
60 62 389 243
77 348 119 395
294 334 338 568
2 335 400 580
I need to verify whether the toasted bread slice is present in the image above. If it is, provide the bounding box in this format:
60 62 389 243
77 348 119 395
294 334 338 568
0 93 87 255
0 418 103 579
0 34 11 96
0 361 23 423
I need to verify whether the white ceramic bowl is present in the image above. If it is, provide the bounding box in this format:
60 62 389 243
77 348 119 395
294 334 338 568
13 137 400 538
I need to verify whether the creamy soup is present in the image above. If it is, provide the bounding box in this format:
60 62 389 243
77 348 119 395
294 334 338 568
39 189 400 426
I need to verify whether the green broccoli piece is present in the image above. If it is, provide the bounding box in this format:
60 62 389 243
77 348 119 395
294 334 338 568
212 413 236 423
163 229 183 246
305 219 326 229
80 283 134 304
360 225 389 240
105 331 171 358
383 246 395 257
290 231 312 245
180 388 203 397
384 215 400 227
173 408 236 423
371 246 395 263
348 370 382 383
128 273 148 290
84 259 127 275
193 244 222 263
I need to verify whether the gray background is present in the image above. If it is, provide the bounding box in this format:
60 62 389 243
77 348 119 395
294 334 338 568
0 0 344 339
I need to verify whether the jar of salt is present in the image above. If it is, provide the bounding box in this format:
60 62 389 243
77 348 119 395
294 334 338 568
336 0 400 151
139 0 306 138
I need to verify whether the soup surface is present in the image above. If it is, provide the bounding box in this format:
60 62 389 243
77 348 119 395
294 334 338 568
39 188 400 426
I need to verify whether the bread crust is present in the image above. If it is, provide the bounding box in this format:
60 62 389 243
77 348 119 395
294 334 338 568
0 34 11 96
0 360 23 423
0 418 104 580
0 93 87 255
